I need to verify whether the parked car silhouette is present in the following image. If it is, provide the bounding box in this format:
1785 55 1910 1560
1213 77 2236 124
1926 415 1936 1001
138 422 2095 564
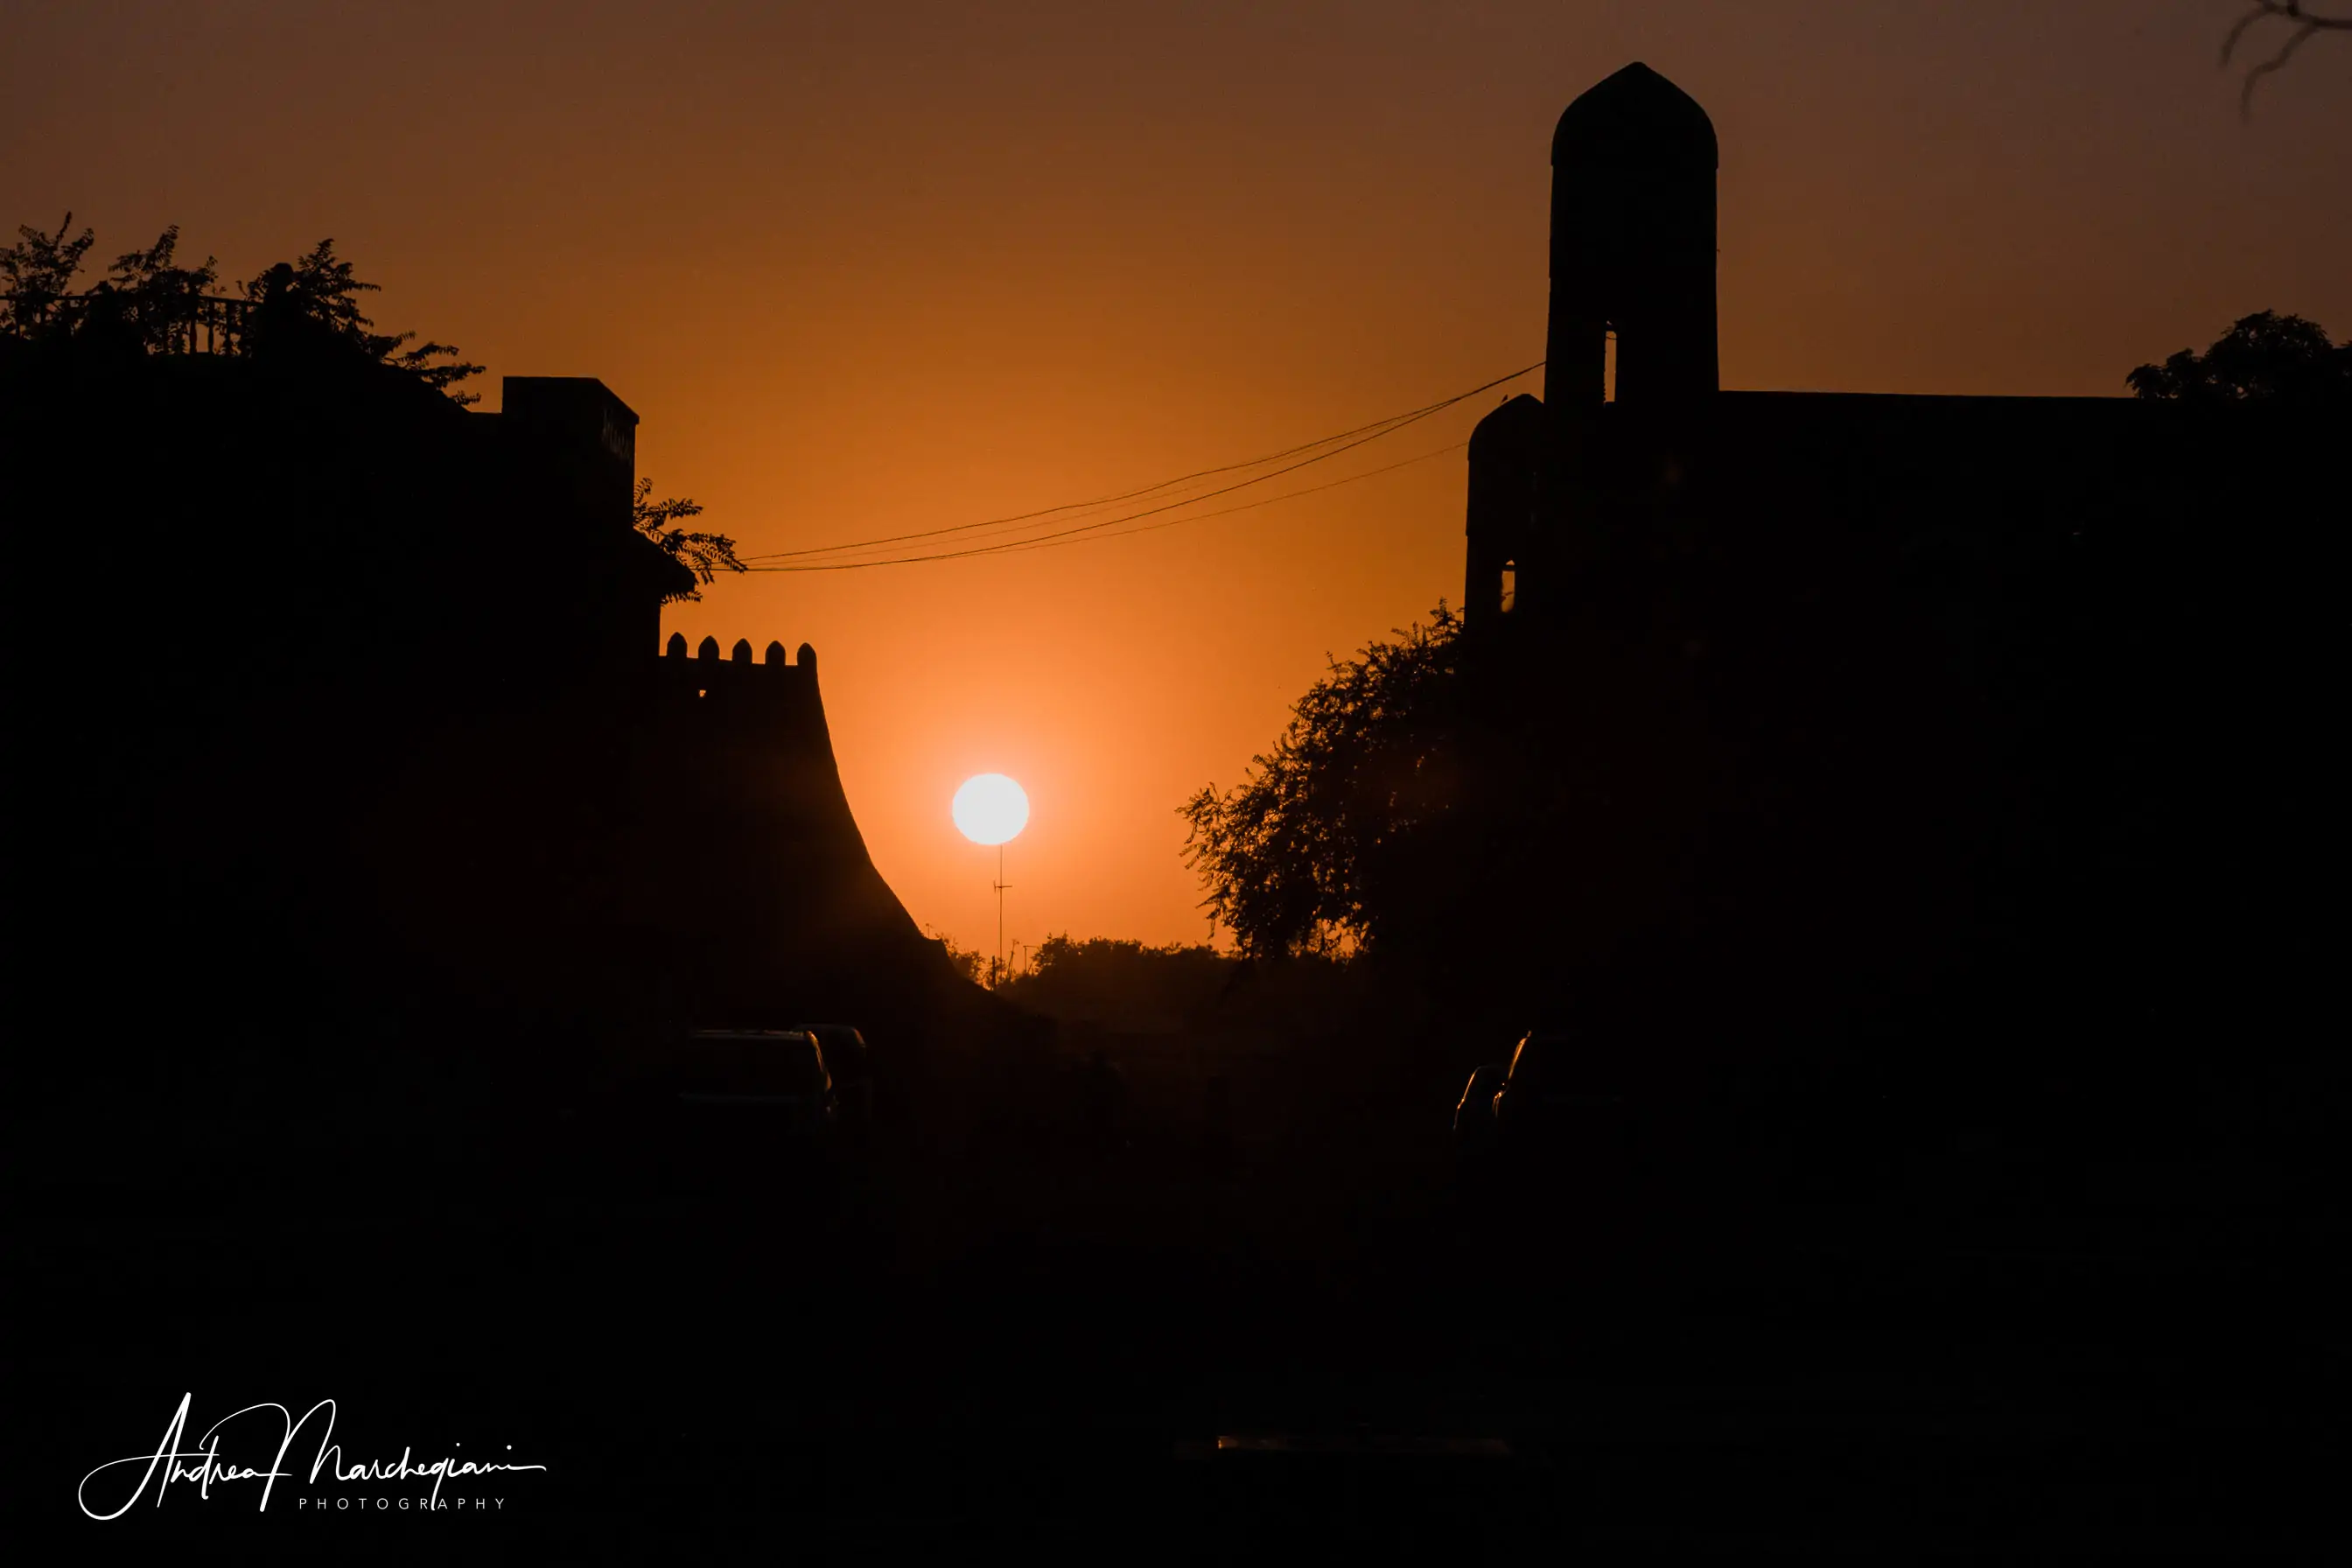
794 1023 872 1128
673 1028 836 1135
1457 1030 1642 1181
639 1029 836 1199
1453 1063 1507 1156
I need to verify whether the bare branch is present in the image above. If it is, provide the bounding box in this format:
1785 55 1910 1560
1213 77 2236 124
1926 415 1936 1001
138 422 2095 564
2222 4 2270 66
2222 1 2352 118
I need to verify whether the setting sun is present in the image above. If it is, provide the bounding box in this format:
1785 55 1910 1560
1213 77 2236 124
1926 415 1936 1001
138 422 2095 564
951 774 1031 846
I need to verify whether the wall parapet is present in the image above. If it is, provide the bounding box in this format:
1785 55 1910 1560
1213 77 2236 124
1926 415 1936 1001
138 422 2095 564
655 631 819 700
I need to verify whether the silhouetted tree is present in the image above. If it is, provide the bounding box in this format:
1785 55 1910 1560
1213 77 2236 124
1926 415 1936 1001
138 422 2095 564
633 479 745 601
4 217 483 403
106 226 220 352
239 239 483 402
0 214 95 334
996 934 1238 1030
2127 311 2350 404
1180 605 1465 959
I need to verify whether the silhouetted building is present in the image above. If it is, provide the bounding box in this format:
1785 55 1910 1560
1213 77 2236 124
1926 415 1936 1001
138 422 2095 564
6 339 948 1057
1452 63 2334 1063
496 375 690 672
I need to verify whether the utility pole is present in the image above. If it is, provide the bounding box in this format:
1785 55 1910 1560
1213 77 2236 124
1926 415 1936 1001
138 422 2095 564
992 842 1009 988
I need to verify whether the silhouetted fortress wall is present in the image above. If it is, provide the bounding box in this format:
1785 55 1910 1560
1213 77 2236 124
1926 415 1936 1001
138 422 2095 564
4 340 956 1053
1444 64 2335 1061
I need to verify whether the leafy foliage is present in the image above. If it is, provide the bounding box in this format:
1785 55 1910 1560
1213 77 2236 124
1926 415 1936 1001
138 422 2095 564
1180 605 1466 959
2127 311 2350 404
632 478 745 602
101 226 222 352
1 214 97 330
242 239 485 402
4 217 482 404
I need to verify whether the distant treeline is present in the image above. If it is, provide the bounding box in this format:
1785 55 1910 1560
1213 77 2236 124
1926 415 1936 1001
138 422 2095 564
933 932 1357 1038
997 935 1238 1034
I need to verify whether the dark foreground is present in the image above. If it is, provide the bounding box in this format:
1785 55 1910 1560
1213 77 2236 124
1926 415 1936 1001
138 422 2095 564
26 1024 2346 1558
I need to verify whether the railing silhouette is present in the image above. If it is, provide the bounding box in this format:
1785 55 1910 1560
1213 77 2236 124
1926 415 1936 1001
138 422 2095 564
2 290 252 354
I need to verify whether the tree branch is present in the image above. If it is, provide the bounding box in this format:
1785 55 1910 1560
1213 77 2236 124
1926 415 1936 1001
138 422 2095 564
2222 1 2352 118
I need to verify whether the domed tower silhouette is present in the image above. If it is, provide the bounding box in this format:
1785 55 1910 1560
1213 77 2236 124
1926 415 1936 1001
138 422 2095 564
1546 62 1719 410
1464 392 1547 625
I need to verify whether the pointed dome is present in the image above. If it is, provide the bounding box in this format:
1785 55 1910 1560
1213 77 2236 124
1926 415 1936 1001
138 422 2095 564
1469 393 1546 460
1552 62 1717 170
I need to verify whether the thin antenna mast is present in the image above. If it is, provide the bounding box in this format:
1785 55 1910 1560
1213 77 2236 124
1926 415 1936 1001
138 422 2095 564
992 843 1010 986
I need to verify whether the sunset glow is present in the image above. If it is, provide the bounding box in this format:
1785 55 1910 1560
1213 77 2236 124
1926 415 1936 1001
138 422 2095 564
10 3 2344 956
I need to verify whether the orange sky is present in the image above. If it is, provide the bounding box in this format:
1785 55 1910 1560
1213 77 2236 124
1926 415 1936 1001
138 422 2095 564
9 1 2347 955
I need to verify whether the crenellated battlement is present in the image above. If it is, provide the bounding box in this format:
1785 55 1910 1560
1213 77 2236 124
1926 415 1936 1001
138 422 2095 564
644 626 863 876
656 630 819 697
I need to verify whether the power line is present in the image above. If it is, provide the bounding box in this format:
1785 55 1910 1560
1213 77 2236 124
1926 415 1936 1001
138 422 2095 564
749 422 1454 572
739 361 1540 567
745 364 1538 573
985 439 1469 556
739 362 1533 563
739 400 1437 564
756 439 1468 573
740 452 1290 567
